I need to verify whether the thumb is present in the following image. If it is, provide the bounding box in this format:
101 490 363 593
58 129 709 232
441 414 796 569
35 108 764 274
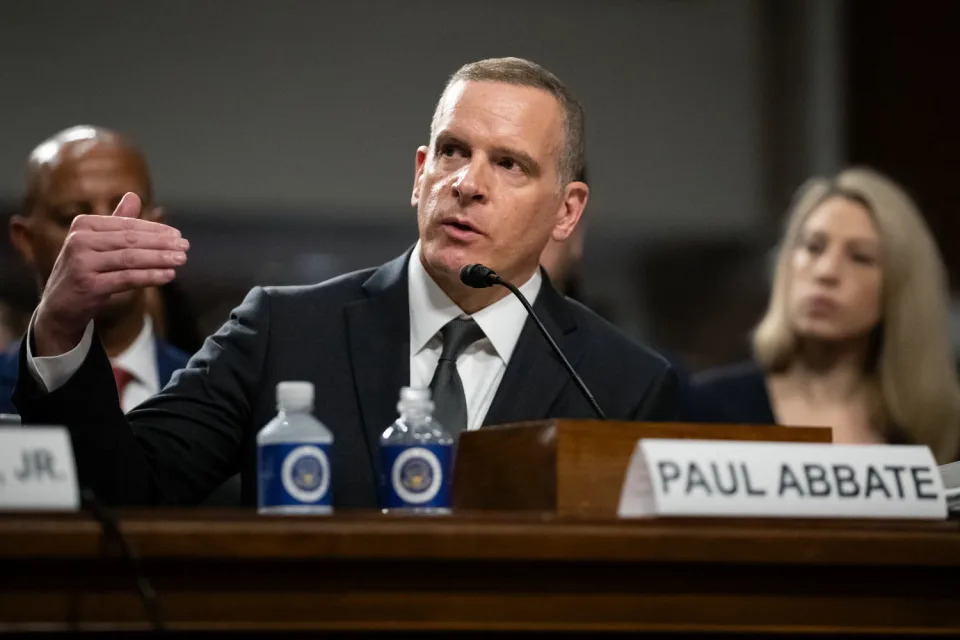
112 192 142 218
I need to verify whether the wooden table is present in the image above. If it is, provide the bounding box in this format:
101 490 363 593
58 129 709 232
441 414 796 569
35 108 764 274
2 511 959 634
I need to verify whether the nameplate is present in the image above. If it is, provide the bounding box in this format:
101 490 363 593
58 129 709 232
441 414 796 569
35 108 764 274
0 427 79 511
618 439 947 520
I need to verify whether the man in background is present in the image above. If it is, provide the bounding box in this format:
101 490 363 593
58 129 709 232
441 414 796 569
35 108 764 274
0 301 28 351
0 126 190 413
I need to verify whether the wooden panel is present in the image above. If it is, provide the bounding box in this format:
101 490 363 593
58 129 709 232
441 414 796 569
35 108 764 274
0 512 958 634
455 420 831 516
452 420 558 511
5 511 957 564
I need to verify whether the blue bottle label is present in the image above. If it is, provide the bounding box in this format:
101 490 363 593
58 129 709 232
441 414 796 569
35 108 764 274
380 444 452 509
258 442 333 508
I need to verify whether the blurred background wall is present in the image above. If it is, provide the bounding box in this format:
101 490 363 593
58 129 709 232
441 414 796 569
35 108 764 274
1 0 956 370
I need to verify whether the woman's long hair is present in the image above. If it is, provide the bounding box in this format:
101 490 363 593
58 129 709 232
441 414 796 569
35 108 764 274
753 167 960 462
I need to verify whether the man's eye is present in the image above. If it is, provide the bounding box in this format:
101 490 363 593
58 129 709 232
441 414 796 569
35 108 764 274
440 144 463 158
499 158 517 171
53 210 81 227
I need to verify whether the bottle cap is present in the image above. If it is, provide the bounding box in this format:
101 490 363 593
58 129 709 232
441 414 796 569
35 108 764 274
276 381 314 412
397 386 434 413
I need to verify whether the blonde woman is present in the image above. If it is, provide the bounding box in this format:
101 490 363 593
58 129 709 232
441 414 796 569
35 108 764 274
692 167 960 463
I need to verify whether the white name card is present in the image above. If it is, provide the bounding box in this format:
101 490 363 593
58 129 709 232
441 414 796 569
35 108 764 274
0 427 79 511
618 439 947 520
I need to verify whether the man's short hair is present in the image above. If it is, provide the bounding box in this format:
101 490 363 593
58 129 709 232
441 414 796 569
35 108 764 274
20 125 148 216
432 57 586 185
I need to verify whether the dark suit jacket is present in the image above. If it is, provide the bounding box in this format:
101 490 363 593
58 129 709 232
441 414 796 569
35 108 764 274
13 251 678 507
688 361 776 424
691 361 927 450
0 336 188 415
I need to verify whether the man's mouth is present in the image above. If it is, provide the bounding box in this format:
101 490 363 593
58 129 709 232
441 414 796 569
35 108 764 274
440 217 483 239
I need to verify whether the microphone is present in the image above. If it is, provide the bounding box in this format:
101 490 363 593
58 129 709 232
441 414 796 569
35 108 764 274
459 263 500 289
459 263 607 420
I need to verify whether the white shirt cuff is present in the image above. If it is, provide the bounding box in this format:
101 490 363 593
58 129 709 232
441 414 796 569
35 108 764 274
26 320 95 393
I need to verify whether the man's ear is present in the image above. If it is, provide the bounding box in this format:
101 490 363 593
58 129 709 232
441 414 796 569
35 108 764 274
8 215 36 267
142 204 166 224
411 146 429 207
551 181 590 242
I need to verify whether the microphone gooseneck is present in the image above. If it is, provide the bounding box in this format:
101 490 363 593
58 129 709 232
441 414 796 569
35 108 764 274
81 488 165 631
459 264 607 420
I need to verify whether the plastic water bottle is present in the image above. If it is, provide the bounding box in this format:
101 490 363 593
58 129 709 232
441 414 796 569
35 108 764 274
257 381 334 515
379 387 454 514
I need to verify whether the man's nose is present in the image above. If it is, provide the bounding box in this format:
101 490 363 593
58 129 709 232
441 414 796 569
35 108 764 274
92 202 115 217
452 158 490 206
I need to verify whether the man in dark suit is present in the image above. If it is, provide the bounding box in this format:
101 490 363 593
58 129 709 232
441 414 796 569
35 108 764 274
1 126 190 415
0 337 185 414
13 57 678 507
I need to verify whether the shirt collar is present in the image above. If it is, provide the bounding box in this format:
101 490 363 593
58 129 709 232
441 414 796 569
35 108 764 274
110 315 159 392
408 241 542 363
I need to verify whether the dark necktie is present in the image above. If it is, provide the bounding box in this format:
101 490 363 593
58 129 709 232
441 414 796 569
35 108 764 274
429 317 485 434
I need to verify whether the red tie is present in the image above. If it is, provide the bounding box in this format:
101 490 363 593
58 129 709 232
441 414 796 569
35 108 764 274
112 367 135 399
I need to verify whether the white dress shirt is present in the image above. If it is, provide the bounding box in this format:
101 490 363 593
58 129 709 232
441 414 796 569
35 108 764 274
27 315 159 413
408 243 541 431
28 246 541 426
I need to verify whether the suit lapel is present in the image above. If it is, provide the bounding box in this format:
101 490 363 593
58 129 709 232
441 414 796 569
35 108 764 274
482 274 584 427
344 251 412 483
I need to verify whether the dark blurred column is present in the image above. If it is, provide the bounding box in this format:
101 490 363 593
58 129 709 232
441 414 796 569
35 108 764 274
846 0 960 290
757 0 847 222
